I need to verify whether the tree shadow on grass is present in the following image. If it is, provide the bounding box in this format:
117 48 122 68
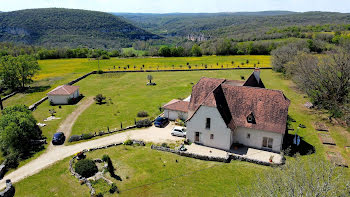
23 86 51 93
111 173 123 181
282 134 316 156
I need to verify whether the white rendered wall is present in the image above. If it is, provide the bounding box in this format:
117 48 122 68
163 109 188 121
233 127 283 152
48 89 79 105
186 106 232 150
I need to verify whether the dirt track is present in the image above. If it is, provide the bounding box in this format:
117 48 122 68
57 97 94 138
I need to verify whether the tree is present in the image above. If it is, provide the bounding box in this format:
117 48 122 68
0 105 42 164
271 42 308 73
191 44 202 57
287 50 350 118
16 55 40 89
147 75 153 84
240 156 350 196
158 46 171 57
0 55 40 90
94 94 106 104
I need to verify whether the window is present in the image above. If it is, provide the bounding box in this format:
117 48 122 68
247 133 250 139
206 118 211 129
262 137 273 149
247 113 256 124
210 134 214 139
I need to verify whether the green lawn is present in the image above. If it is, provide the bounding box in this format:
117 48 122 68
10 67 350 196
14 145 267 197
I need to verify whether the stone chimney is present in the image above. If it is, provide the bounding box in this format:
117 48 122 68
253 68 260 83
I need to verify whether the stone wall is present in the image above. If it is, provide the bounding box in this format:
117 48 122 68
150 145 231 163
151 145 284 166
0 92 17 102
0 180 15 197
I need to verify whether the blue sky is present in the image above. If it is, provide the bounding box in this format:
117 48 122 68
0 0 350 13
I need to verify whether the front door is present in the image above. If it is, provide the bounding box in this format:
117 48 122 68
195 132 200 142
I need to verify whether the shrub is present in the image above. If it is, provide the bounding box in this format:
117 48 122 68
124 139 133 145
75 159 98 178
96 70 104 74
136 119 152 128
102 154 110 162
161 143 169 148
69 135 81 142
81 133 93 140
137 111 149 117
109 183 118 194
94 94 106 104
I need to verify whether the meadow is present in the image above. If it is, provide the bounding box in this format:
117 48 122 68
6 56 350 196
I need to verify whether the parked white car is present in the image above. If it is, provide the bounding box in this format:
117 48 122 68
171 126 186 137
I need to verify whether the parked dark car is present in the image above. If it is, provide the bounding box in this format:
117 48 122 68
154 117 169 128
52 132 65 145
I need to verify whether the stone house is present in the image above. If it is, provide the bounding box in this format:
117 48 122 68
163 69 290 152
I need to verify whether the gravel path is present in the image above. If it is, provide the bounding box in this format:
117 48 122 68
57 97 94 138
0 124 180 189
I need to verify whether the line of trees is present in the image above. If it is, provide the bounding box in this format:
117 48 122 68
271 41 350 125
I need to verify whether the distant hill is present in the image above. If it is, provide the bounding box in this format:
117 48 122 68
0 8 160 49
116 11 350 41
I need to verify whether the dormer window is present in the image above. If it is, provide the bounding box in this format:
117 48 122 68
247 113 256 124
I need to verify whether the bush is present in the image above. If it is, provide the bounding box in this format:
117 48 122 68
161 143 169 148
109 183 118 194
81 133 93 140
69 135 81 142
136 119 152 128
102 154 110 162
5 153 19 168
96 70 104 74
75 159 98 178
124 139 133 145
137 111 149 117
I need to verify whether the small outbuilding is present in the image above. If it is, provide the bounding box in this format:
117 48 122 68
163 99 189 121
47 85 80 105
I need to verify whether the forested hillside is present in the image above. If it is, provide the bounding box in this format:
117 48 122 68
0 8 160 49
117 11 350 41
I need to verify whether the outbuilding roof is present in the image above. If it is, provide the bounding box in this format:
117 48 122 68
47 85 79 96
163 99 189 113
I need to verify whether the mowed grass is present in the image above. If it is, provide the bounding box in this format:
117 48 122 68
11 68 350 196
71 70 259 136
14 145 266 197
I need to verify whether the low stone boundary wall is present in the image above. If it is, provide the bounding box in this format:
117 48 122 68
229 154 284 166
151 145 231 163
1 92 17 102
28 96 48 111
103 67 272 74
0 180 15 197
151 145 285 166
67 71 96 85
69 125 137 143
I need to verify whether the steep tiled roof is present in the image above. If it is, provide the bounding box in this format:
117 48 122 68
47 85 79 96
220 85 290 134
243 69 265 88
187 75 290 134
163 99 189 113
187 77 226 117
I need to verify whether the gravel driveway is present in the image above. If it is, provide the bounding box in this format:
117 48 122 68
0 123 180 189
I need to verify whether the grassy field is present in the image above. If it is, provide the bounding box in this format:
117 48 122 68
14 144 267 197
10 66 350 196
